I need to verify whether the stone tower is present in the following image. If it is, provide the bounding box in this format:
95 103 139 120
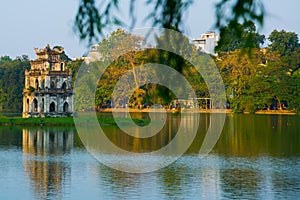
22 45 74 118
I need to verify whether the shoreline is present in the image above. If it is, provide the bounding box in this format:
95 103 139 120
254 110 296 115
97 108 297 115
0 116 149 127
97 108 234 113
0 117 75 127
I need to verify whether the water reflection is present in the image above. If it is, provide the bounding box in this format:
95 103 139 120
101 113 300 157
220 167 262 199
157 163 193 199
215 114 300 157
22 128 74 199
101 112 208 154
0 114 299 199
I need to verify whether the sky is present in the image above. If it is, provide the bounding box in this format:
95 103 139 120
0 0 299 59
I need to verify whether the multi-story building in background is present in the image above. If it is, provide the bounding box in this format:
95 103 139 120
192 31 219 55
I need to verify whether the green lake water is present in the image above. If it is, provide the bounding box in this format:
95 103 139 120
0 113 299 199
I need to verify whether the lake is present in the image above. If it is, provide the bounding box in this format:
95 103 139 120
0 113 299 199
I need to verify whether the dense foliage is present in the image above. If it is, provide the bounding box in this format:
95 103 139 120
217 27 300 112
215 21 265 53
0 56 30 112
87 28 300 113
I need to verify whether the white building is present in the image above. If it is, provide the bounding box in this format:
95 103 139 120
192 32 219 55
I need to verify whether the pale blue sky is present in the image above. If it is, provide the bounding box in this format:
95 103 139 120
0 0 299 59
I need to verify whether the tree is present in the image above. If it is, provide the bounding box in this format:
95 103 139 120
286 47 300 75
268 29 299 57
84 29 147 108
216 41 300 113
82 29 207 108
215 21 265 53
217 49 258 112
53 46 72 61
0 84 6 110
0 55 30 112
216 48 282 112
0 56 12 65
74 0 265 45
275 32 300 111
66 59 84 85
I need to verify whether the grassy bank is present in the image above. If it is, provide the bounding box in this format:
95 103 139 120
0 116 149 127
0 117 73 126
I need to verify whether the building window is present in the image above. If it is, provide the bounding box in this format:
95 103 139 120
41 79 45 89
50 102 55 112
33 98 38 112
35 79 39 89
60 63 64 71
26 99 29 112
63 102 69 112
61 82 67 90
50 81 55 89
41 98 44 112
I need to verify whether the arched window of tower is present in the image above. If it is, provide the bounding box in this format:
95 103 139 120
41 98 44 112
50 102 55 112
26 99 29 112
62 82 67 90
42 79 45 89
35 79 39 89
33 98 38 112
63 102 69 112
50 81 55 89
60 63 64 71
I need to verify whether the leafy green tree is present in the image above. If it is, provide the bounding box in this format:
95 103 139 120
0 84 6 110
286 47 300 75
286 76 300 112
0 55 30 112
86 29 207 108
0 56 12 64
88 29 146 108
217 43 300 113
267 31 300 111
268 30 299 57
149 29 196 103
217 49 268 112
215 21 265 53
66 59 84 84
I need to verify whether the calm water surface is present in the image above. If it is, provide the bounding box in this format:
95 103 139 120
0 113 299 199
